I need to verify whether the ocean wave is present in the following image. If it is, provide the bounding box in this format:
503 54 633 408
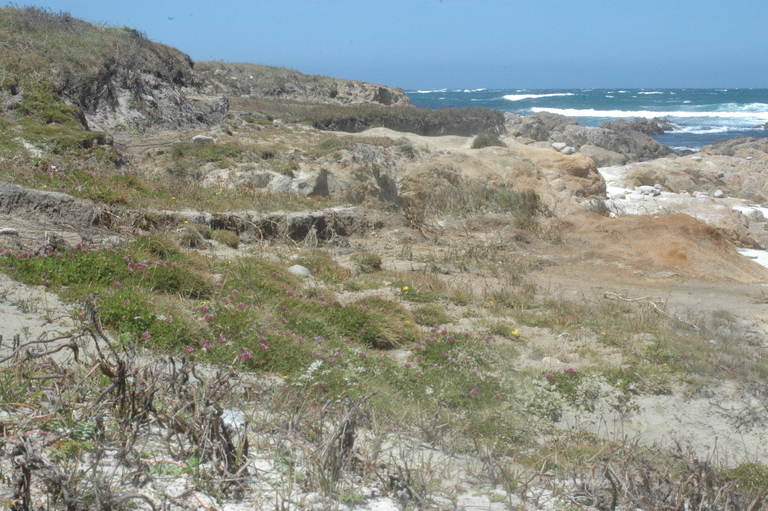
639 91 665 95
530 107 768 122
674 125 764 135
413 89 447 94
714 102 768 113
503 93 575 101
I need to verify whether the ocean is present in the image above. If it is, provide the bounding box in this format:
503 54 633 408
406 89 768 152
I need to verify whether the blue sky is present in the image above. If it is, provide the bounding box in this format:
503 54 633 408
3 0 767 89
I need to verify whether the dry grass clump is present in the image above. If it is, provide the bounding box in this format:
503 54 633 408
211 228 240 248
471 132 506 149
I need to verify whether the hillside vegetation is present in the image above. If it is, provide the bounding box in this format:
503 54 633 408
0 6 767 511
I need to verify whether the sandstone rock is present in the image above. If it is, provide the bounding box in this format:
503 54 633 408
514 144 605 199
714 189 725 198
0 227 19 236
552 142 567 151
579 144 627 167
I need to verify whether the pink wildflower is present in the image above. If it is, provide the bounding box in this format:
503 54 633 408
236 347 252 362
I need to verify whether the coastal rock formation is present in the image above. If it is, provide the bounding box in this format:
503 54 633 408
505 112 672 164
513 143 606 199
604 147 768 203
505 112 578 141
601 117 675 136
700 136 768 158
196 62 411 107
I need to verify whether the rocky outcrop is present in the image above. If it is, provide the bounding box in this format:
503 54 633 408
578 145 627 167
505 112 673 165
553 125 673 163
601 146 768 204
52 32 228 132
505 112 578 141
513 143 606 199
196 62 411 107
700 137 768 158
601 117 675 136
0 181 111 228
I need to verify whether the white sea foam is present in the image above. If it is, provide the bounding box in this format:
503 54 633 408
715 102 768 113
503 93 575 101
530 107 768 123
674 125 764 135
413 89 447 94
639 91 665 95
